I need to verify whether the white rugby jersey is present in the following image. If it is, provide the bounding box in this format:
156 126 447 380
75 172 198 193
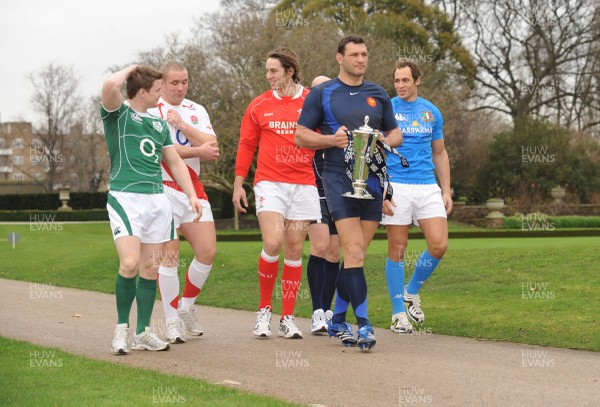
149 97 216 183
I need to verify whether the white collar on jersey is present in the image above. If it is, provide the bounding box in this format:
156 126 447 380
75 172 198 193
124 100 155 118
273 85 304 100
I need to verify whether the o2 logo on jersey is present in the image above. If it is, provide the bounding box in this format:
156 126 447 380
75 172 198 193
175 130 190 146
140 138 159 163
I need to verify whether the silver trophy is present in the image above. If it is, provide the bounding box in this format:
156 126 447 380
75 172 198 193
342 116 379 199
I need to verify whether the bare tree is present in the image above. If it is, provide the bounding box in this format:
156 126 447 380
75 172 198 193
435 0 600 135
132 2 275 227
28 63 82 191
198 0 347 227
61 96 109 192
130 0 485 213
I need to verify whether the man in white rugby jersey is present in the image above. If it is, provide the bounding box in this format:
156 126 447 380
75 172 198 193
148 62 220 344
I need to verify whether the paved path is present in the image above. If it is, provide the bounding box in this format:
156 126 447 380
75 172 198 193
1 278 598 406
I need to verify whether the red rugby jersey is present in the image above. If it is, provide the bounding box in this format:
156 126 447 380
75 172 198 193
235 86 315 186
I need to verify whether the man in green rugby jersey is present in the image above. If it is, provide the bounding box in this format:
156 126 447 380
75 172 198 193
100 65 202 354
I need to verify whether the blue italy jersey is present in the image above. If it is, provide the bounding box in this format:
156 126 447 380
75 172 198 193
387 96 443 184
298 78 398 173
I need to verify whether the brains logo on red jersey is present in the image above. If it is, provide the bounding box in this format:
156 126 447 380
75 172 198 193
367 97 376 107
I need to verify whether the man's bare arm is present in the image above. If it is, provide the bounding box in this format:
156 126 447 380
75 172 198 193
101 65 138 111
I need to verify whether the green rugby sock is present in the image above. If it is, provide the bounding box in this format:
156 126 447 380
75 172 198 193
115 274 137 326
136 277 157 335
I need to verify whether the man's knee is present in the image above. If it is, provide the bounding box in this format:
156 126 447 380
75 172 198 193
160 249 179 268
119 257 139 276
388 243 408 262
428 240 448 259
310 239 328 257
263 237 283 256
197 245 216 264
343 242 364 265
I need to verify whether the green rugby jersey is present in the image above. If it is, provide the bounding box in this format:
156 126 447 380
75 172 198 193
101 102 173 193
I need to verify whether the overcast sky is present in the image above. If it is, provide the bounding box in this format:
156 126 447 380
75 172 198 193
0 0 222 124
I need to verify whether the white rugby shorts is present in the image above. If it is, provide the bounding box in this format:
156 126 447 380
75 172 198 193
107 191 174 243
164 185 213 229
254 180 321 221
381 183 447 226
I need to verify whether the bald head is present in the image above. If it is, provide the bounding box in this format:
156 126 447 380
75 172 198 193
311 75 330 88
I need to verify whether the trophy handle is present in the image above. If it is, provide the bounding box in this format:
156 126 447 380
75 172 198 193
367 133 378 157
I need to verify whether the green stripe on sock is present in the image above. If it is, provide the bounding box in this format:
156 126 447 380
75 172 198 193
107 193 133 236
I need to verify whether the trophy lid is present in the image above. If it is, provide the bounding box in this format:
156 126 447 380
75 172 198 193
356 116 374 133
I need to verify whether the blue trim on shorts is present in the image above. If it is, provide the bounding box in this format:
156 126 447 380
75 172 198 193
323 171 382 222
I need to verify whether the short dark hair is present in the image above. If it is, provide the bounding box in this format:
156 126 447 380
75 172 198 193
395 60 421 82
337 35 366 55
267 47 301 84
126 66 162 99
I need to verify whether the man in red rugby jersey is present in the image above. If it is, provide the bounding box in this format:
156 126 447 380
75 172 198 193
233 48 320 339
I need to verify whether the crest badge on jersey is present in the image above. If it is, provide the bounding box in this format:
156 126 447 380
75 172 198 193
191 115 199 125
421 111 434 122
257 195 266 209
367 97 377 107
152 121 163 133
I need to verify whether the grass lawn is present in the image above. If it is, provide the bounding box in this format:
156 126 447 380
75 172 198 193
1 222 598 351
0 337 297 407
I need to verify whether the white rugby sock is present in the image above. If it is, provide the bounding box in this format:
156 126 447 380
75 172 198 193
180 259 212 311
158 266 179 321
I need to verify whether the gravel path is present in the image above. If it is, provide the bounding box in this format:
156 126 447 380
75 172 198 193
1 278 598 406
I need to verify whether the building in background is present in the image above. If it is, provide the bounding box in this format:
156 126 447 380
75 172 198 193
0 121 109 194
0 122 45 194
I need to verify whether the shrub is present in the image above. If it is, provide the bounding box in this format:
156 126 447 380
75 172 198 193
504 214 600 229
478 118 600 207
0 209 109 222
0 189 233 219
0 193 107 210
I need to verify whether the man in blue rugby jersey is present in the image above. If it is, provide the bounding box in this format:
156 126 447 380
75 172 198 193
295 35 403 350
306 76 342 335
382 60 452 333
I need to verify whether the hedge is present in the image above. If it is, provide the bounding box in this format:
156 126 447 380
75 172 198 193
504 214 600 229
0 192 106 210
0 209 109 222
0 187 234 218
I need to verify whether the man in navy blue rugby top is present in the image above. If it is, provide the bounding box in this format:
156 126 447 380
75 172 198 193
381 60 452 335
305 76 342 336
295 35 403 351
